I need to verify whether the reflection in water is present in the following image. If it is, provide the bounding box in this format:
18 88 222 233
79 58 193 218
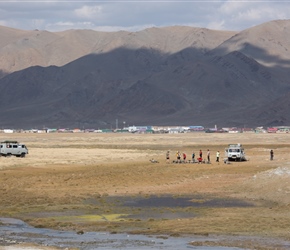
0 218 245 250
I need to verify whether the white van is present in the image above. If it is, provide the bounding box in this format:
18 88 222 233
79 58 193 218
225 144 246 161
0 141 28 157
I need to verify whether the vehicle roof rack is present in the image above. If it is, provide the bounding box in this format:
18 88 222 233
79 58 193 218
1 140 19 144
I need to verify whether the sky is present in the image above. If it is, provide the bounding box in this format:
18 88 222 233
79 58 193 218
0 0 290 32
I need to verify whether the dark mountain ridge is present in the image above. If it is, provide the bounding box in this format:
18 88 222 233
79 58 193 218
0 20 290 129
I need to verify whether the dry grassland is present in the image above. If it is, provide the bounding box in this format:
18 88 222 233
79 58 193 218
1 132 290 249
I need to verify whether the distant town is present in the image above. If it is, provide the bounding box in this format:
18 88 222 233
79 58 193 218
1 125 290 134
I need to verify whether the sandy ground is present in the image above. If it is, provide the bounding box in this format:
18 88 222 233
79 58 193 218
0 246 54 250
1 132 290 249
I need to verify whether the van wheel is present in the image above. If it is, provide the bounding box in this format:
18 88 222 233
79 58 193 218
20 153 26 158
7 153 12 157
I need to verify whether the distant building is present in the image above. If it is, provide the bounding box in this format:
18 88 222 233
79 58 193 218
242 128 254 133
188 126 204 132
72 128 82 133
47 128 58 133
267 127 278 133
255 127 267 133
128 126 151 133
276 126 290 133
228 127 242 133
3 129 14 133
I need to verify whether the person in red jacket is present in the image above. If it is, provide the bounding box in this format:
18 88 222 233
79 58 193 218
183 152 186 161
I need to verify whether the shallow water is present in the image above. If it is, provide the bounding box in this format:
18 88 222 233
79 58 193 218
1 194 290 249
0 218 245 250
121 195 253 208
83 194 254 220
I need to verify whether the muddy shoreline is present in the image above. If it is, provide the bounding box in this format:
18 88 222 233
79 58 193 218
2 217 290 250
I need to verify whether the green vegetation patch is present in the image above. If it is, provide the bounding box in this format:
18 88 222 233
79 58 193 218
48 213 128 223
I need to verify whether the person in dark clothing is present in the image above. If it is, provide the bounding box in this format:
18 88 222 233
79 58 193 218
207 149 210 162
270 149 274 160
192 152 195 162
166 151 170 163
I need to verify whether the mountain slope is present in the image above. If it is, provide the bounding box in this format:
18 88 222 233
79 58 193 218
0 20 290 128
0 26 236 76
211 20 290 68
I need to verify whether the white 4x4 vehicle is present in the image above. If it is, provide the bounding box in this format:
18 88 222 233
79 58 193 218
225 143 246 161
0 141 28 157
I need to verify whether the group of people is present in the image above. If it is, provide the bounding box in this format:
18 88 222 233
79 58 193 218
166 149 221 164
166 149 275 163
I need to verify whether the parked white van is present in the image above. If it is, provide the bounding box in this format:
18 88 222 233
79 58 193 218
225 143 246 161
0 141 28 157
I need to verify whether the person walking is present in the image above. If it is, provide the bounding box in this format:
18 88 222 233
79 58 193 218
216 151 220 162
270 149 274 160
207 149 210 163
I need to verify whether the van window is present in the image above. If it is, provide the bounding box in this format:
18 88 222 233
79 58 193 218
13 145 18 148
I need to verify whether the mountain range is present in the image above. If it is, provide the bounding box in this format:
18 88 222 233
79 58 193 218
0 20 290 129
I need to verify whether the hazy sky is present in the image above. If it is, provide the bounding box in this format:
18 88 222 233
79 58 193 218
0 0 289 32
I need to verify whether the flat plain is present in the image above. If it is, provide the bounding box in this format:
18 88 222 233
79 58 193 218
1 132 290 249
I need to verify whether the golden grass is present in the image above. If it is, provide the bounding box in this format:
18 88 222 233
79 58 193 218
1 132 290 245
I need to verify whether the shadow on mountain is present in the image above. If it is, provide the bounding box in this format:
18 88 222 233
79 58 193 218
0 44 289 129
210 42 290 69
0 69 8 79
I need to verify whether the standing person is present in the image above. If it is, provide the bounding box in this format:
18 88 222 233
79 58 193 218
166 151 170 163
216 151 220 162
199 149 202 159
183 152 186 161
270 149 274 160
192 151 195 162
207 149 210 162
176 151 181 162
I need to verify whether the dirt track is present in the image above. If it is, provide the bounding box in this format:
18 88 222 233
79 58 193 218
1 132 290 249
